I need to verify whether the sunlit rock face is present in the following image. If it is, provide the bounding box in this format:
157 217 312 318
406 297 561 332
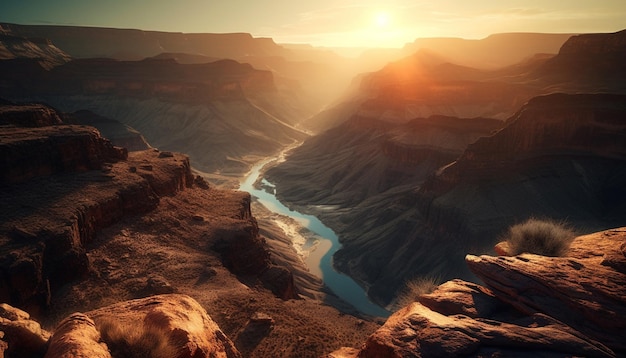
84 294 242 358
533 29 626 91
341 227 626 357
0 24 71 69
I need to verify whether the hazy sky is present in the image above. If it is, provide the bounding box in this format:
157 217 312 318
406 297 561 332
1 0 625 47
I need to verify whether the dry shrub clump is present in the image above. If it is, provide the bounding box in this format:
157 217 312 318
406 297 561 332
96 318 180 358
392 276 440 311
502 218 576 257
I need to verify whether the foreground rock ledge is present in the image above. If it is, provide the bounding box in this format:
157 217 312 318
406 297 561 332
335 228 625 357
45 294 241 358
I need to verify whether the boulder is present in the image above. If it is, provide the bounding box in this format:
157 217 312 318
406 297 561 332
359 302 613 357
0 303 50 357
467 228 626 355
86 294 241 358
346 228 626 357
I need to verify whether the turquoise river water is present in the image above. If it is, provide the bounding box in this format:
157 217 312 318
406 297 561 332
239 157 390 317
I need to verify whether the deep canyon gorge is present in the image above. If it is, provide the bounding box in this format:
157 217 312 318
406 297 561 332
1 22 626 357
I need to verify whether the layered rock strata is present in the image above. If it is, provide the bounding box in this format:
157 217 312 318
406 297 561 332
340 228 626 357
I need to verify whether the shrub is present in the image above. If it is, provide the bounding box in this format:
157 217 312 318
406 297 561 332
392 276 440 311
502 218 576 257
96 318 180 358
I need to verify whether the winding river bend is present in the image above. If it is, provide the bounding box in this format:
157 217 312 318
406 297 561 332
240 156 390 318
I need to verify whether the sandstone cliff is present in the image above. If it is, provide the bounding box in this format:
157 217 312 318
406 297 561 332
0 103 380 357
336 227 626 357
0 55 309 178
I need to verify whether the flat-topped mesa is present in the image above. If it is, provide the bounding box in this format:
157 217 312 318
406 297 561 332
534 30 626 90
558 29 626 56
0 102 63 127
0 125 127 185
0 23 288 60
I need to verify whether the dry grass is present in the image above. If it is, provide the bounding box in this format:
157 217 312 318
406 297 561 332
392 276 440 311
95 318 181 358
501 218 576 257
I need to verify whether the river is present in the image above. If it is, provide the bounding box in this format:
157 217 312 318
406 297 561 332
239 155 390 318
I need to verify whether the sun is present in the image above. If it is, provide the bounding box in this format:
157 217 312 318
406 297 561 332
374 11 391 28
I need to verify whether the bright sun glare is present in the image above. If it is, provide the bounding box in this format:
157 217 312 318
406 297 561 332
375 12 390 28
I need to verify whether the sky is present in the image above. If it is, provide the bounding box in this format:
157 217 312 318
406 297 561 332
1 0 625 48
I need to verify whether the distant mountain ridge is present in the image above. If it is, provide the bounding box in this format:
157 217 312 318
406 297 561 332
267 29 626 306
0 22 288 60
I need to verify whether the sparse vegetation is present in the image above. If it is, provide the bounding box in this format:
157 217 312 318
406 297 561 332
392 276 440 311
501 218 576 257
96 318 180 358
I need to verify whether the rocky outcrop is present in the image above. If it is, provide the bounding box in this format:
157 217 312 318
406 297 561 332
2 295 240 357
211 211 299 300
0 148 194 314
0 101 63 127
85 294 241 358
63 110 150 151
0 106 196 314
342 227 626 357
0 302 51 357
466 229 626 355
0 125 127 185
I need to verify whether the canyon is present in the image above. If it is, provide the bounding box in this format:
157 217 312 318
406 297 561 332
1 23 625 357
266 30 626 307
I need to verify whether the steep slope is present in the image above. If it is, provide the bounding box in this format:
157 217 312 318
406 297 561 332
302 49 543 133
0 102 380 357
266 115 502 208
0 24 70 69
269 93 626 306
532 29 626 92
62 110 150 152
0 57 308 180
404 32 573 69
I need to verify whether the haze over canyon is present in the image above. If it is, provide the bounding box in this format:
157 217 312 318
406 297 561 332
1 14 626 358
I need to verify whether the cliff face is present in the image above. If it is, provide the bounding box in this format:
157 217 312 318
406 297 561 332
534 30 626 91
269 93 626 307
62 109 150 152
306 50 540 133
429 93 626 189
0 102 379 357
0 56 308 177
0 23 288 61
344 227 626 357
266 115 501 209
0 28 71 69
